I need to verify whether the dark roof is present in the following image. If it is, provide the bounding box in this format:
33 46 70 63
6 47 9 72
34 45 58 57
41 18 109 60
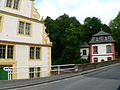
89 30 115 44
93 30 110 36
80 42 89 48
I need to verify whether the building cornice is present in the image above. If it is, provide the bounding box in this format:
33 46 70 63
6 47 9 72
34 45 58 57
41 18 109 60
0 10 44 24
0 40 52 47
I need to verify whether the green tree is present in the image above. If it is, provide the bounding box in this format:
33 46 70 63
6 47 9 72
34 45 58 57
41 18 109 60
109 11 120 55
82 17 110 43
45 15 110 64
45 14 84 64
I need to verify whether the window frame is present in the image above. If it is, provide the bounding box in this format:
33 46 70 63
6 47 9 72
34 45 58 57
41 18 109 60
18 20 32 37
5 0 20 10
106 45 112 53
104 36 108 41
29 67 41 78
29 46 41 60
95 36 99 41
101 59 105 62
93 46 98 54
107 57 112 61
94 57 98 63
0 44 15 60
83 50 87 55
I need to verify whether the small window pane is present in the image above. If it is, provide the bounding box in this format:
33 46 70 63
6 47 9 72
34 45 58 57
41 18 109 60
19 21 24 34
93 46 98 54
36 48 40 59
108 57 112 61
7 45 13 59
30 47 34 59
104 36 108 40
0 45 6 59
101 59 105 62
13 0 19 9
107 45 112 53
83 50 87 55
6 0 12 8
94 58 98 63
29 67 34 78
36 67 40 77
26 23 31 35
95 37 99 41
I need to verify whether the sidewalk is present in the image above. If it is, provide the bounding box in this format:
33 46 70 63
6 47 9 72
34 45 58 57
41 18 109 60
0 63 119 90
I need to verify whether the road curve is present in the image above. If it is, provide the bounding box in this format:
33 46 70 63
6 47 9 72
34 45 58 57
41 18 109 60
10 64 120 90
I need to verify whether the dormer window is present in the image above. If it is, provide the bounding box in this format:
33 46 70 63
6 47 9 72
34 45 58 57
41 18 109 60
6 0 19 10
104 36 108 40
95 37 99 41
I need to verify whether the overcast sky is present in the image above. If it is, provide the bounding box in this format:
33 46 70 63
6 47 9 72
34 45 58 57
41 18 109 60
35 0 120 25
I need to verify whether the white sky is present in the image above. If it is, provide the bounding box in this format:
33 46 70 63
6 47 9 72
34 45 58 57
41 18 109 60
35 0 120 24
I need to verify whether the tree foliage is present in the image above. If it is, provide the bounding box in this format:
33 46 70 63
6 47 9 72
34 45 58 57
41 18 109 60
109 11 120 55
81 17 111 43
44 14 111 64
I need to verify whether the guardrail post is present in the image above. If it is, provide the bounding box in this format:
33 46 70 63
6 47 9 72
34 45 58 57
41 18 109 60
58 65 60 75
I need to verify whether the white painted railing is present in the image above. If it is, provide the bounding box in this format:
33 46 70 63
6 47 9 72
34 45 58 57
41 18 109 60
3 64 75 80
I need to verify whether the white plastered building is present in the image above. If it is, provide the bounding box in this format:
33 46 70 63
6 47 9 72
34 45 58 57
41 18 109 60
80 42 89 60
0 0 52 79
89 30 115 63
80 30 115 63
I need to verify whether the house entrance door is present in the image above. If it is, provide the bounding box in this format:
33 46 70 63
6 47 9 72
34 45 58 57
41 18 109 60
0 65 12 80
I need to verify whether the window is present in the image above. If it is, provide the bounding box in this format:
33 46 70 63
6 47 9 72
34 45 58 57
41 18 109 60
0 45 14 59
6 0 19 9
6 0 12 8
7 45 14 59
94 58 98 63
19 21 24 34
29 67 34 78
93 46 98 54
0 45 6 59
36 67 40 77
30 47 41 60
101 59 105 62
18 21 31 36
30 47 34 59
83 50 87 55
106 45 112 53
29 67 40 78
107 57 112 61
13 0 19 9
104 36 108 40
95 37 99 41
36 48 40 59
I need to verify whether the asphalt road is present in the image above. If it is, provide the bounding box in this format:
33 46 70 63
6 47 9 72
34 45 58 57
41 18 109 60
10 64 120 90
